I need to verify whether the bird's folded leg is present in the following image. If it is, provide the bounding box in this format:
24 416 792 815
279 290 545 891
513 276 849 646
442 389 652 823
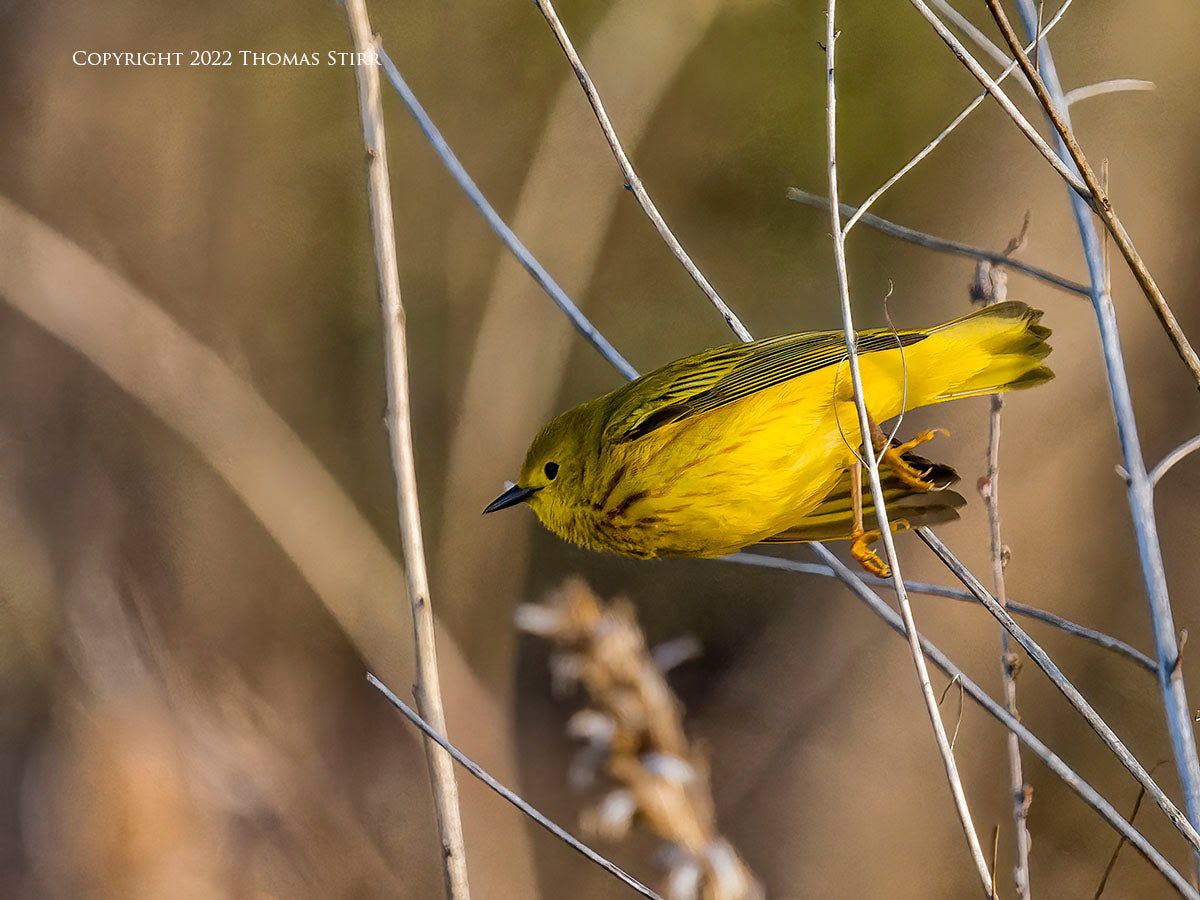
848 455 886 576
850 519 912 577
868 416 949 492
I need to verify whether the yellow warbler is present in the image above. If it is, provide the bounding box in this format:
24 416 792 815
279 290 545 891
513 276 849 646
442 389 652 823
485 301 1052 572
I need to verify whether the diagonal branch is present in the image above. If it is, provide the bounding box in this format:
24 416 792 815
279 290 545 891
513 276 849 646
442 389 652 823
532 0 753 342
724 552 1157 672
809 544 1199 900
824 6 992 894
984 0 1200 386
786 188 1090 296
928 0 1031 86
906 0 1089 196
918 527 1200 854
376 48 638 381
342 3 471 896
841 0 1076 237
368 674 664 900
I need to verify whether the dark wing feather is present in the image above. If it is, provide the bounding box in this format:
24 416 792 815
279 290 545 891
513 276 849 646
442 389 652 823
605 329 926 444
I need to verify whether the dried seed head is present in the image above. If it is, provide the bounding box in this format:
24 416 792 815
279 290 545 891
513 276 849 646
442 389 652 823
581 787 637 841
526 578 760 899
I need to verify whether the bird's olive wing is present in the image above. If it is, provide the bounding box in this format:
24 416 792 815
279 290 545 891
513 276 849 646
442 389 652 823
605 329 927 444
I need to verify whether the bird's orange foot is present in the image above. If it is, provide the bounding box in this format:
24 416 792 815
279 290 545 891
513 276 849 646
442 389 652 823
851 529 889 576
880 429 950 492
850 519 912 577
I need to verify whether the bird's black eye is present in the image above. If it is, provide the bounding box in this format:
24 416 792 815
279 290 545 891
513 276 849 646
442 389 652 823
544 462 559 481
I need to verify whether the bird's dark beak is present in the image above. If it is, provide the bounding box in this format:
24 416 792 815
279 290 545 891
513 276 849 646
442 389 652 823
483 483 539 514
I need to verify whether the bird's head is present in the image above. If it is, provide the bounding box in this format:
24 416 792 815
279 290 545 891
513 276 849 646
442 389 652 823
483 404 595 521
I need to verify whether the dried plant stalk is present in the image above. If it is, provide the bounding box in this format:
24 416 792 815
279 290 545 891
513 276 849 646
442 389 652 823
518 578 763 900
972 254 1033 899
342 2 470 895
823 7 992 892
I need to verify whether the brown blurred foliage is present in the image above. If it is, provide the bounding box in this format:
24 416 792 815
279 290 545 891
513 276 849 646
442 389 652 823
1 0 1200 897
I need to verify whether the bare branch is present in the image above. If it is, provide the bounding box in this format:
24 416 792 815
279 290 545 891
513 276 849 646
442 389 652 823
841 0 1076 236
1095 773 1157 899
984 0 1200 386
918 527 1200 854
824 7 993 894
532 0 753 342
907 0 1090 196
926 3 1155 112
342 4 470 895
1151 434 1200 487
724 552 1157 672
367 674 664 900
1066 79 1156 107
927 0 1027 80
973 258 1032 899
376 48 638 381
808 543 1199 900
787 188 1090 296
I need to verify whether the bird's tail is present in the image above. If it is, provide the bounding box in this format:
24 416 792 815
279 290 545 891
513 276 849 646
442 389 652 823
916 300 1054 402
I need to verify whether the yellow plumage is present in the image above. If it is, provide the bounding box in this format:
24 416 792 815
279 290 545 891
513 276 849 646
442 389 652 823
484 301 1052 561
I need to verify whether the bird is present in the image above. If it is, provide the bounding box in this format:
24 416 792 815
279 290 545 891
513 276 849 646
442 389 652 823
484 300 1052 575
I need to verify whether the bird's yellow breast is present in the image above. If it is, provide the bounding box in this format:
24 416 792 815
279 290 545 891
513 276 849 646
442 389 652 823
548 365 875 558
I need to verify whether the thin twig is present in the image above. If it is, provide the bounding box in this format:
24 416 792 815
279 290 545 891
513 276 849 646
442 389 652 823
926 7 1154 111
809 543 1199 900
342 5 471 896
990 826 1001 900
1006 0 1200 855
974 258 1032 899
907 0 1090 200
1095 791 1147 898
1094 764 1169 899
723 552 1157 672
825 8 992 894
841 0 1076 237
938 674 966 751
1033 0 1044 70
928 0 1023 74
878 283 912 460
375 47 638 381
787 188 1089 296
1151 434 1200 487
940 674 964 706
972 0 1200 385
367 674 664 900
531 0 753 342
1066 79 1156 107
918 527 1200 854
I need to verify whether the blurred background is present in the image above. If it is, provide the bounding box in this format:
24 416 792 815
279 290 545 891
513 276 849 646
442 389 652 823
1 0 1199 896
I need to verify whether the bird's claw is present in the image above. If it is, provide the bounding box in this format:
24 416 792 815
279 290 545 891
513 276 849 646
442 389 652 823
850 519 911 577
881 429 949 492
